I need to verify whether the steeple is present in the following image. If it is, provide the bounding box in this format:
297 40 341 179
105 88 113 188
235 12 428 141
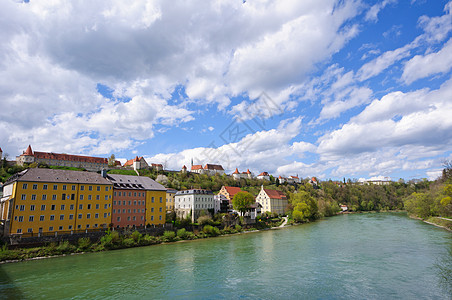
24 145 33 156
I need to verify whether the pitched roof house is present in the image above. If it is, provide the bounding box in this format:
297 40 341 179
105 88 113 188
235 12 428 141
256 185 288 215
218 186 242 203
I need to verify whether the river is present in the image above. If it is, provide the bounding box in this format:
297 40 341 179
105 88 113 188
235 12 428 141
0 212 450 299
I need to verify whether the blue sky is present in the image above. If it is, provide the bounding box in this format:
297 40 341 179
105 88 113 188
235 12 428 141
0 0 451 181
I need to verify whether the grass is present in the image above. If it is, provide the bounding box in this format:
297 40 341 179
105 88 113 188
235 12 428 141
426 217 452 230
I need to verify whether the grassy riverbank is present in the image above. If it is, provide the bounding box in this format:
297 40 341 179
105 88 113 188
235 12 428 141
0 220 287 263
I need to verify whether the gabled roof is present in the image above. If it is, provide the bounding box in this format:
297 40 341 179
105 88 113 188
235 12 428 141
222 186 242 197
5 168 111 185
204 164 224 170
233 168 240 174
263 189 287 200
245 169 251 174
289 176 299 179
123 156 144 166
258 172 269 176
191 164 203 170
182 165 187 169
152 163 163 168
107 174 166 191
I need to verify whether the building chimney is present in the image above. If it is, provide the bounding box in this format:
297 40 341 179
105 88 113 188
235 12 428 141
101 169 107 178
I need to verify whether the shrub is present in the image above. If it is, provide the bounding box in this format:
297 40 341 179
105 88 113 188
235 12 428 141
197 215 213 226
77 238 92 251
177 228 187 239
131 231 142 243
57 241 76 254
100 230 121 249
162 230 176 242
123 238 136 247
235 224 242 232
203 225 220 236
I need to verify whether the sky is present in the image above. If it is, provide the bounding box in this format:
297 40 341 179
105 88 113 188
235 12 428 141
0 0 451 181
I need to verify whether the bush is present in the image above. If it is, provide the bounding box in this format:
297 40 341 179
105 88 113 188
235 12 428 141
77 238 92 251
203 225 220 236
162 230 176 242
56 241 76 254
131 231 142 243
100 230 121 249
177 228 187 239
197 215 213 226
235 224 242 232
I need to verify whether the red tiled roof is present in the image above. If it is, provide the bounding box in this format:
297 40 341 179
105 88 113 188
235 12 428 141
204 164 224 170
152 163 163 168
223 186 242 198
124 156 143 167
289 176 299 179
191 164 203 170
33 151 108 164
263 189 287 200
246 169 251 174
182 165 187 169
258 172 269 176
233 168 240 174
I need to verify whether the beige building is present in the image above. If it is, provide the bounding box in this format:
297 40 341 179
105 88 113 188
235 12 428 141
256 185 288 215
166 188 177 212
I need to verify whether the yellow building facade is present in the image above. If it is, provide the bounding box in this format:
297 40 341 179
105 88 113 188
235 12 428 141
165 189 177 212
0 168 112 235
145 190 166 225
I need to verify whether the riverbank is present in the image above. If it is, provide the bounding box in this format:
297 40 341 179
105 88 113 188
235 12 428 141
408 215 452 231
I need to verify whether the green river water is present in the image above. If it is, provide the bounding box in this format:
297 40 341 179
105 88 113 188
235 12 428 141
0 212 451 299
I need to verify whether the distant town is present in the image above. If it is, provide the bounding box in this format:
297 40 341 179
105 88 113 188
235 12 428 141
0 144 417 238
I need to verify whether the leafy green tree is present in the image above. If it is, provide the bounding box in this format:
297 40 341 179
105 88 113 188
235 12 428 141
232 192 254 216
290 191 318 222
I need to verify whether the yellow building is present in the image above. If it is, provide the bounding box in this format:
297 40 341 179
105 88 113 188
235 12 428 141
166 189 177 212
0 168 113 235
145 190 167 225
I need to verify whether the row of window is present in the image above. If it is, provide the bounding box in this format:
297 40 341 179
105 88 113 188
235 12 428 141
22 183 111 192
176 197 213 202
20 194 110 201
115 215 162 222
113 200 145 206
15 203 110 211
114 191 145 197
16 223 104 233
14 212 110 222
176 204 213 209
113 208 145 214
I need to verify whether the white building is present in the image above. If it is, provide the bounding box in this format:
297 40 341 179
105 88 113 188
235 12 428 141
257 172 270 181
255 185 288 215
174 189 214 222
191 164 225 175
232 168 253 180
214 194 229 214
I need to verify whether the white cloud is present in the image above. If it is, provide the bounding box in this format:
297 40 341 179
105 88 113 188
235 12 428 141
365 0 396 22
402 37 452 84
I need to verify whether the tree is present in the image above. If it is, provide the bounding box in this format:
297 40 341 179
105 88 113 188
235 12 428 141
108 154 116 167
290 191 318 222
232 192 254 216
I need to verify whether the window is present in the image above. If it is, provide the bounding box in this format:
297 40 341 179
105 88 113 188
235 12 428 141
32 184 37 190
105 186 108 191
22 183 28 189
95 213 99 219
151 208 154 212
105 195 108 201
53 185 58 190
72 185 76 191
59 226 63 230
18 216 24 222
43 184 48 190
159 207 162 212
52 195 57 200
113 209 116 213
133 216 136 221
113 201 116 205
61 205 65 210
128 192 131 197
122 209 125 213
62 193 66 200
40 215 44 221
30 205 35 211
42 195 47 200
160 197 162 203
151 216 154 221
127 216 131 221
78 214 82 219
49 227 53 231
142 209 144 213
134 192 137 197
51 205 56 211
88 186 92 191
86 224 90 228
134 201 137 205
114 192 117 197
41 204 46 210
17 229 22 233
69 214 74 220
117 217 121 221
71 194 75 200
97 186 100 191
62 185 67 191
123 201 126 205
77 225 81 229
104 204 108 209
80 195 84 200
133 209 136 213
94 224 98 228
96 195 100 200
159 215 162 220
60 215 64 220
21 194 26 200
20 205 25 211
50 215 55 221
151 197 155 203
80 185 85 191
31 194 36 200
104 213 107 218
128 201 131 205
87 204 92 209
88 195 92 200
87 213 91 219
29 215 34 222
96 204 99 209
70 204 74 210
68 225 73 230
128 209 131 213
79 204 83 210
